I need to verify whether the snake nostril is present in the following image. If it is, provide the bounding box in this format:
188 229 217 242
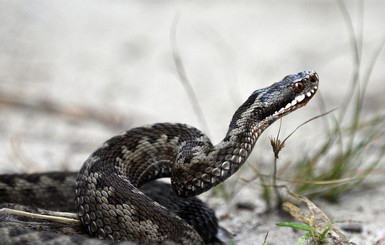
310 73 319 83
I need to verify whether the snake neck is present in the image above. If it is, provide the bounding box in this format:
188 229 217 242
171 96 276 197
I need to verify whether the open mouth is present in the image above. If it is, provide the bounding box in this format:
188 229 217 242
273 84 318 117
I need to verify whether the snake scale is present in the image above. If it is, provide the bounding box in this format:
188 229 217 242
0 71 319 244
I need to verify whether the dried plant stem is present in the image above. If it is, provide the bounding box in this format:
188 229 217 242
170 13 210 136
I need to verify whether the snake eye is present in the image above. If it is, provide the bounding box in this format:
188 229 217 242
293 81 305 92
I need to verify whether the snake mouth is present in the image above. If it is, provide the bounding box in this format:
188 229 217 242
273 84 318 117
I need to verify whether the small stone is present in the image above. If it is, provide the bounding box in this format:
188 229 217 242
341 223 363 233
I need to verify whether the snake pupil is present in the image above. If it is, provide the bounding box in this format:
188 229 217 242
294 81 305 92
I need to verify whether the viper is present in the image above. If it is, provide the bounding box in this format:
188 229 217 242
0 70 319 244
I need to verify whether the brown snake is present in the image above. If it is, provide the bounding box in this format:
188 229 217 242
0 71 319 244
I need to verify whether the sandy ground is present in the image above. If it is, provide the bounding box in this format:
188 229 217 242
0 1 384 244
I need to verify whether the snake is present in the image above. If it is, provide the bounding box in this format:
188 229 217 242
0 70 319 244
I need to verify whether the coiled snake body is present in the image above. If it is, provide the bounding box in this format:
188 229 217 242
0 71 319 244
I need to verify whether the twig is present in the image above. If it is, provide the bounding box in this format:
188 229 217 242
0 92 124 128
0 208 80 224
170 12 210 136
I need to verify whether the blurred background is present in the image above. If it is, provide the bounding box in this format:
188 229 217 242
0 1 384 244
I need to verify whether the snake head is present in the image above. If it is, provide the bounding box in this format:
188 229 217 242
259 70 319 119
229 70 319 131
